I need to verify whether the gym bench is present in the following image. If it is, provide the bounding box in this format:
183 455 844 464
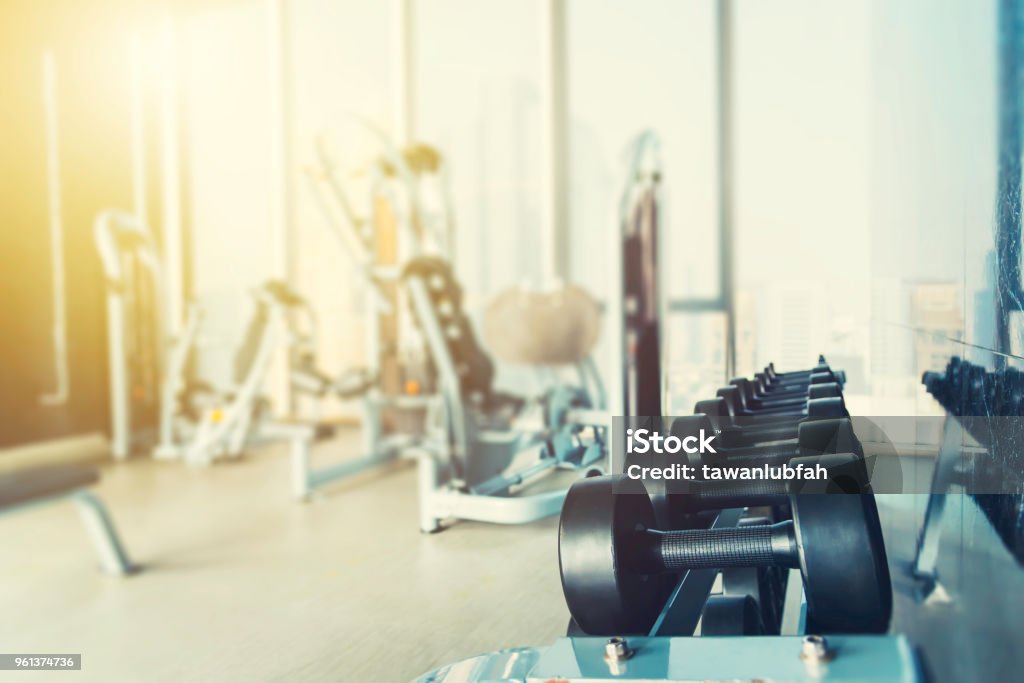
0 465 135 576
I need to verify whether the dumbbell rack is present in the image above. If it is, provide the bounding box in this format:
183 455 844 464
414 359 925 682
419 504 920 683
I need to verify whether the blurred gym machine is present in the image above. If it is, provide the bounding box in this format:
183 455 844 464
601 130 669 478
308 130 615 530
94 210 315 467
404 257 607 532
390 129 675 532
300 132 453 499
615 130 665 419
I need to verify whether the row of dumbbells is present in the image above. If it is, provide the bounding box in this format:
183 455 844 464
558 356 892 640
922 355 1024 417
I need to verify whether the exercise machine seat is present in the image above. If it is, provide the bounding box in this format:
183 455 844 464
0 465 99 510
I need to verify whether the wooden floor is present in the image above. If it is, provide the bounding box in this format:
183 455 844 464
2 430 1022 682
0 432 573 682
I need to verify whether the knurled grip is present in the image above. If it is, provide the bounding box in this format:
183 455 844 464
695 479 788 500
647 521 798 570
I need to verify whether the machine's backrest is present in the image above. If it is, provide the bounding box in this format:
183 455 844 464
403 257 496 401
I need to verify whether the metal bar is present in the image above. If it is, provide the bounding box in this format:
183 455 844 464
38 50 70 407
779 568 805 635
417 446 444 532
95 211 173 459
539 0 570 283
293 436 405 500
74 491 135 576
717 0 737 379
306 455 397 492
912 416 966 594
426 488 566 526
393 0 416 145
472 457 558 497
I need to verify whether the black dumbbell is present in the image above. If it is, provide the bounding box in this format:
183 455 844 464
764 356 830 382
660 453 871 525
694 396 840 447
730 377 842 412
757 364 843 391
759 361 842 382
558 474 892 636
726 373 843 408
760 365 845 387
669 414 863 467
692 407 856 453
716 384 847 419
626 416 868 525
751 375 841 403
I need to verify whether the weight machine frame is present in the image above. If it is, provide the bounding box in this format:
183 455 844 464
296 133 454 500
94 210 316 468
405 274 606 533
305 132 609 522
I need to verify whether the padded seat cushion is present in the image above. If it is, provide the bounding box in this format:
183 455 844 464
483 284 601 366
0 465 98 510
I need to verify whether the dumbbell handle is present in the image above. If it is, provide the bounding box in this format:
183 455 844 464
638 521 799 571
674 479 789 513
684 478 788 499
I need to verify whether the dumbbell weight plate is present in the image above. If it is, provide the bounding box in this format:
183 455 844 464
717 386 848 420
558 476 677 635
700 594 763 635
792 494 892 634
